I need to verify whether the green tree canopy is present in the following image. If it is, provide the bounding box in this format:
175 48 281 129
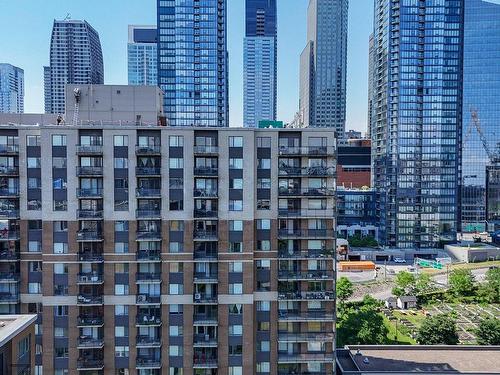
476 317 500 345
416 314 459 345
449 269 476 297
336 276 354 312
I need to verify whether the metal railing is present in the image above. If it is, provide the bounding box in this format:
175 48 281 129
77 295 104 305
193 189 218 198
76 166 103 176
278 146 335 156
136 188 161 197
0 144 19 154
136 295 161 304
0 166 19 175
136 315 162 326
193 230 218 240
278 270 335 280
0 209 20 218
136 209 162 219
77 316 104 326
193 167 218 176
136 145 161 154
136 250 161 261
136 272 162 282
193 145 219 154
77 231 103 241
77 188 103 198
0 188 19 196
278 291 335 300
77 359 104 369
77 210 103 219
76 145 103 154
278 187 336 197
77 273 104 283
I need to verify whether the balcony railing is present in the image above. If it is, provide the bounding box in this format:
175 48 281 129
77 273 104 284
77 210 103 219
193 272 218 283
0 251 19 261
193 314 218 325
193 145 219 155
193 167 218 176
77 336 104 348
136 145 161 155
136 231 162 241
277 291 335 301
76 145 103 155
278 187 335 197
136 314 162 326
136 357 162 369
0 231 20 241
0 188 19 197
194 251 218 260
278 209 335 218
136 294 161 305
136 209 162 219
193 334 218 346
136 167 161 176
278 270 335 280
76 359 104 370
0 293 19 303
0 272 19 282
77 231 103 241
0 166 19 175
193 189 218 198
278 229 335 239
278 249 334 259
136 250 161 261
77 295 104 305
78 253 104 262
77 316 104 327
193 230 218 240
277 353 335 363
193 293 218 304
194 209 218 218
136 272 162 283
76 166 103 176
193 358 218 368
0 209 19 219
278 146 335 156
0 144 19 154
136 188 161 198
278 332 334 342
278 166 335 177
77 188 103 198
136 335 162 347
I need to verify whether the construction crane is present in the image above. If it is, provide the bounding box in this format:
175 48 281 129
469 109 500 165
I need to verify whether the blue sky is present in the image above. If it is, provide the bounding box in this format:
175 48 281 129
0 0 373 132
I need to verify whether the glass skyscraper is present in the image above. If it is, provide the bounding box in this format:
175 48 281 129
299 0 348 134
157 0 228 127
44 19 104 114
461 0 500 232
128 25 158 86
371 0 464 248
0 63 24 113
243 0 277 128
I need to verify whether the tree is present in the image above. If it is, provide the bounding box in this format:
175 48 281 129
416 314 459 345
394 271 416 295
337 301 388 346
483 268 500 303
336 277 354 314
415 273 433 294
347 234 379 247
476 317 500 345
449 269 476 297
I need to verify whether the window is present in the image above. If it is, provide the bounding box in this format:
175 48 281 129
114 158 129 169
53 243 68 254
229 220 243 231
28 178 41 189
28 282 41 293
229 344 243 355
29 262 42 272
27 135 40 146
114 135 128 146
170 368 183 375
257 219 271 230
52 157 67 169
115 242 129 253
229 200 243 211
229 178 243 189
257 178 271 189
258 322 269 331
28 199 42 210
54 347 68 358
54 306 68 316
27 157 41 168
169 178 183 189
229 262 243 273
169 304 182 314
115 305 129 316
116 370 129 375
169 158 184 169
229 325 243 335
169 136 184 147
18 336 30 358
257 199 271 210
229 158 243 169
115 284 129 295
52 135 66 146
54 370 68 375
257 362 270 372
53 200 67 211
229 367 243 375
53 263 68 274
169 326 183 336
258 159 271 169
229 242 242 253
115 326 128 337
169 262 183 273
115 264 129 274
169 242 183 253
115 199 129 211
169 221 184 231
229 136 243 147
308 199 327 210
115 178 128 188
169 345 183 356
257 240 271 251
259 341 270 352
54 284 68 296
115 346 129 358
169 284 183 295
53 221 67 232
229 304 243 315
257 137 271 148
28 241 41 252
169 199 183 211
257 301 270 311
256 260 271 269
115 221 129 232
229 283 243 295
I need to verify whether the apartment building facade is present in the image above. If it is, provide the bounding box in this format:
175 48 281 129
0 124 336 375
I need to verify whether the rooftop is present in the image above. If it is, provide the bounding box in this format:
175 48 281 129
338 346 500 374
0 315 37 348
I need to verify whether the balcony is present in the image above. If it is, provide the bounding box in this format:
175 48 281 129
76 359 104 371
193 293 218 304
0 293 19 303
0 272 19 283
193 167 218 176
136 167 161 176
193 189 218 198
78 252 104 263
136 357 162 369
0 166 19 176
0 251 19 261
77 210 103 220
0 231 20 241
76 145 103 155
193 230 218 241
136 314 162 327
193 358 218 369
136 231 162 241
278 249 334 259
0 209 19 219
77 337 104 349
136 145 161 155
136 272 162 283
193 145 219 155
278 187 335 197
77 188 103 198
136 250 161 262
278 229 335 239
136 209 162 219
136 188 161 198
77 295 104 306
0 144 19 154
278 208 335 218
0 187 19 197
193 314 218 325
136 335 162 348
194 251 218 261
278 146 335 156
77 316 104 327
194 209 218 219
77 272 104 284
136 294 161 305
193 334 218 347
278 291 335 301
193 272 218 283
278 166 335 177
277 353 335 363
278 332 334 342
77 231 104 242
76 167 103 176
278 270 335 281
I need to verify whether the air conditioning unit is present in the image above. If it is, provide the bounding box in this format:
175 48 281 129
194 293 201 300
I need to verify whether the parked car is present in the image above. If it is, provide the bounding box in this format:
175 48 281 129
394 258 406 263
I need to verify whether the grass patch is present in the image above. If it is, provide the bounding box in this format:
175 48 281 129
392 310 427 326
382 315 416 344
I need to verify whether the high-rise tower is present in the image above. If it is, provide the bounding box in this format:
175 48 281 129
44 19 104 114
157 0 229 127
299 0 348 134
128 25 158 86
0 64 24 114
243 0 277 128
